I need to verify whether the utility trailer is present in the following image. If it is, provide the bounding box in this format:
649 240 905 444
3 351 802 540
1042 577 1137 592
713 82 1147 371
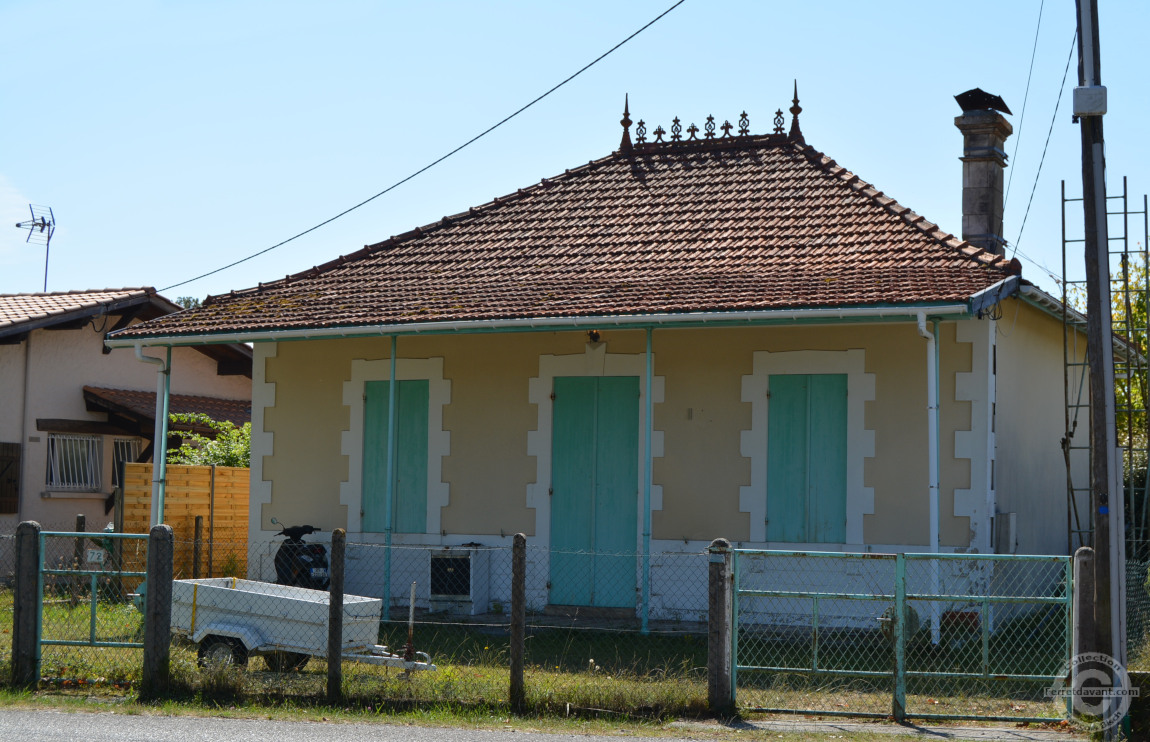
171 577 435 673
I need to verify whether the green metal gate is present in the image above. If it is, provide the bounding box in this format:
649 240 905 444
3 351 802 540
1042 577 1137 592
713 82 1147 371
731 549 1073 722
36 530 149 680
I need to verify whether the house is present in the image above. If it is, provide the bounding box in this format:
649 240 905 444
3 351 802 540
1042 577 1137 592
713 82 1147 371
106 90 1089 616
0 288 252 532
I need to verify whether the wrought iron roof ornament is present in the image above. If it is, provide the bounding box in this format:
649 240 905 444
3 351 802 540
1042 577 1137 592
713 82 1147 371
670 117 682 141
704 115 716 139
686 122 699 140
738 112 750 136
636 119 647 144
789 80 804 144
720 120 733 138
653 125 666 143
773 110 785 134
619 94 633 153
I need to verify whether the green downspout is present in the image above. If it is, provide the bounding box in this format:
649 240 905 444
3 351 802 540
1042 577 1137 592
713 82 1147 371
642 327 653 633
383 335 398 621
157 346 171 524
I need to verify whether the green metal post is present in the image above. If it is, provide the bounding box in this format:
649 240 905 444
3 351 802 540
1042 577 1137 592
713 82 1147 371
893 552 907 721
641 326 653 634
383 335 397 622
981 599 990 678
811 595 820 672
88 572 98 643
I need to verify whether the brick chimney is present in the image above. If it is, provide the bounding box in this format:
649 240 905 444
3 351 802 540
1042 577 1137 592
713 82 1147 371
954 90 1013 256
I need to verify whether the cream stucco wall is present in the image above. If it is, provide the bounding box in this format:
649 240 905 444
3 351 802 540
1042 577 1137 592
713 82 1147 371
995 298 1084 555
254 321 991 552
0 321 250 531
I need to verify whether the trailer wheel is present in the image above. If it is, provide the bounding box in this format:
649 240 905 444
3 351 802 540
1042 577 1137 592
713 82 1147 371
264 651 310 672
198 636 248 669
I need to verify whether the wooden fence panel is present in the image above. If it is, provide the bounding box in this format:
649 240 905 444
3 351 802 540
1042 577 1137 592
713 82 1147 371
121 463 249 578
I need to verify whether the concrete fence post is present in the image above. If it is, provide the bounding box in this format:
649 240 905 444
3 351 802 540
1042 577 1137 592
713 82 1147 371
327 528 346 704
1073 545 1096 709
141 524 173 700
11 521 41 688
510 533 526 713
708 537 734 716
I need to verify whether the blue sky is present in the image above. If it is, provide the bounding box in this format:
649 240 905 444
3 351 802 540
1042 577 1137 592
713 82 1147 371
2 1 1147 302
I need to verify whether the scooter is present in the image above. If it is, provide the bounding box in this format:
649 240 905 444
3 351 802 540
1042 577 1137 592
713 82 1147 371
273 523 330 590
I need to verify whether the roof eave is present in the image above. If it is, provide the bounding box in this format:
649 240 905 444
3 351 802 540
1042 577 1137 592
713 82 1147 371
105 302 973 348
0 292 162 340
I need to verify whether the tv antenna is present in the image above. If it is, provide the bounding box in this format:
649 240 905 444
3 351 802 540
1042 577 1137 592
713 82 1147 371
15 204 56 292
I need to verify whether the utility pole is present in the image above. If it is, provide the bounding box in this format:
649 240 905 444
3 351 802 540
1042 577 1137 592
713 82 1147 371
1074 0 1124 677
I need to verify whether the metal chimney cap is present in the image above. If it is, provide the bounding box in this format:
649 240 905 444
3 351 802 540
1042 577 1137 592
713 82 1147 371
955 88 1012 115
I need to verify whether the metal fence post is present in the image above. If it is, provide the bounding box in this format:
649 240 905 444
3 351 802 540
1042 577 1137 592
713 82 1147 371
893 552 907 722
141 524 173 700
327 528 346 704
12 521 41 688
70 514 85 607
708 537 734 716
510 533 526 713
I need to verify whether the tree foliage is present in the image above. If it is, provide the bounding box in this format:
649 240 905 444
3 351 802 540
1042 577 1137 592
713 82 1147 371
166 412 250 468
175 296 202 310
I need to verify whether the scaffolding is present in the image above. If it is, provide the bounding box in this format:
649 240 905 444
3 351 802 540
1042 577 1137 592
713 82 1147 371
1062 177 1150 559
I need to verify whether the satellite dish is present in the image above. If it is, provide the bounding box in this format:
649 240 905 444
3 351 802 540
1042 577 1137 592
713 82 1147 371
15 204 56 291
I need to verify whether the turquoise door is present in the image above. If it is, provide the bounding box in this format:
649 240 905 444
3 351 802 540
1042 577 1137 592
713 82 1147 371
363 379 429 533
766 374 847 543
550 376 639 608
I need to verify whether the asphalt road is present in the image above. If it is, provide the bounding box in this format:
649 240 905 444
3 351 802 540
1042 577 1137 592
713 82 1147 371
0 709 660 742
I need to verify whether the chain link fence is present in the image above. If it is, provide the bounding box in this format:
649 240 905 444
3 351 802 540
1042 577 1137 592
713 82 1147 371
1129 559 1150 672
146 536 708 712
733 550 1072 722
0 523 1115 725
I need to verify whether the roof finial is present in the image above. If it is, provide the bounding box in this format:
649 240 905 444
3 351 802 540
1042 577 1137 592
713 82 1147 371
788 80 804 144
620 94 633 153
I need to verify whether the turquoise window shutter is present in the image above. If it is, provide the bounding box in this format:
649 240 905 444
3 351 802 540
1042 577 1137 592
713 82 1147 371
362 379 430 534
767 374 847 543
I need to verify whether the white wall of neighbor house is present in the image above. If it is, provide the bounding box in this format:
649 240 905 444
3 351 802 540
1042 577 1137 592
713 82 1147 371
0 322 249 531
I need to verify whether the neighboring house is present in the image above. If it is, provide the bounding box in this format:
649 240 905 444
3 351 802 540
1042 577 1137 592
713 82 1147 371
108 90 1090 615
0 288 252 531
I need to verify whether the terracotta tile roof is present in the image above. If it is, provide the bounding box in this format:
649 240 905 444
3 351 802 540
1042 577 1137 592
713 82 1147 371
83 386 251 428
0 289 161 331
113 131 1017 340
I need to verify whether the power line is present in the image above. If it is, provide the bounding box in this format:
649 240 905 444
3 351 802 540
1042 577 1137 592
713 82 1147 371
162 0 688 294
1009 28 1077 258
1003 0 1045 211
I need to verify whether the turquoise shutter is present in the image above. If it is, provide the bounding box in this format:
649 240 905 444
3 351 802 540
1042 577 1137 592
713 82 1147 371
550 377 597 605
766 374 847 543
362 379 429 534
766 375 811 542
807 374 847 543
395 379 429 534
592 376 639 608
362 380 391 533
